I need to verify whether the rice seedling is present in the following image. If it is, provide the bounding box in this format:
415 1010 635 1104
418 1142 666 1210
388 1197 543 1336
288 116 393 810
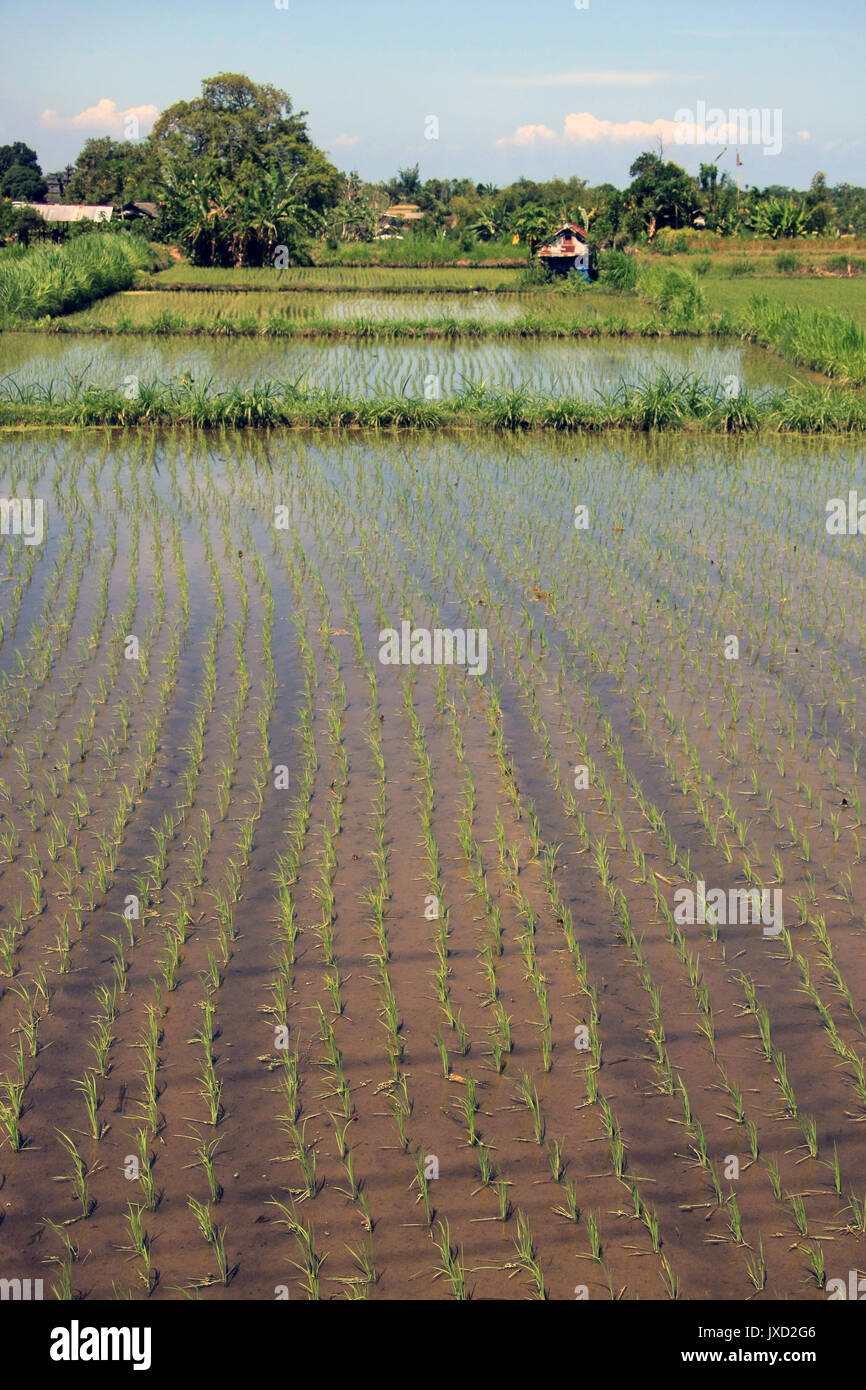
72 1071 107 1142
55 1129 93 1217
432 1219 469 1300
553 1181 580 1223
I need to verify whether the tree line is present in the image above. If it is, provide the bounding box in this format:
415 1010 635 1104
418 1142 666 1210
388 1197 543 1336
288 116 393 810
2 73 864 264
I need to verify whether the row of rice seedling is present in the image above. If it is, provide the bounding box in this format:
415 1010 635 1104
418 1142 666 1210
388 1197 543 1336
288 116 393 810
48 308 706 340
2 333 795 408
150 264 527 291
60 290 533 328
361 430 866 1289
0 450 279 1295
296 461 711 1295
357 466 766 1294
48 286 648 332
257 466 620 1295
2 429 865 1298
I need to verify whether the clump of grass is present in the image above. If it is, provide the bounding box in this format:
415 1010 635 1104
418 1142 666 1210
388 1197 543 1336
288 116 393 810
598 250 639 292
4 370 861 432
637 264 705 320
0 234 155 322
742 295 866 385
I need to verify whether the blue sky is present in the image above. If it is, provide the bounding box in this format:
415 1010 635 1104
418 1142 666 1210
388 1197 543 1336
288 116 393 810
2 0 863 188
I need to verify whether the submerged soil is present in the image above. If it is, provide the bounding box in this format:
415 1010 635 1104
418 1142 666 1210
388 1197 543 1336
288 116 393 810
0 430 864 1301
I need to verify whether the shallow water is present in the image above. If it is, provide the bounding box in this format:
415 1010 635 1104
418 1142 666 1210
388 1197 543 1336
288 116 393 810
0 332 807 399
1 429 865 1303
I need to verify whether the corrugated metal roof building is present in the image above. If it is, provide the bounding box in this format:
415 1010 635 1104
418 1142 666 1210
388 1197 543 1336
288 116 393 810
12 202 113 223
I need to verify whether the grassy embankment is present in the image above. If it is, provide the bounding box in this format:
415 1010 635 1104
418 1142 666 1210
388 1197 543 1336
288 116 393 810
2 372 863 431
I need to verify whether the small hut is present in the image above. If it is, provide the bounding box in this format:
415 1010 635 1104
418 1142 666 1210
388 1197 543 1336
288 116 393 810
536 222 590 276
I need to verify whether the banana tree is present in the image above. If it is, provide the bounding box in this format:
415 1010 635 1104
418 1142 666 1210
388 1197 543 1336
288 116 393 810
748 196 808 239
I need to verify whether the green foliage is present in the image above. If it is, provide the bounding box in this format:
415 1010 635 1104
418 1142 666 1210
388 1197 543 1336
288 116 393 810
0 199 46 245
2 370 863 433
0 234 154 321
158 164 321 268
742 294 866 385
598 250 639 292
0 143 41 177
748 197 809 239
0 164 47 201
66 137 154 206
150 72 341 216
638 265 705 320
626 153 700 236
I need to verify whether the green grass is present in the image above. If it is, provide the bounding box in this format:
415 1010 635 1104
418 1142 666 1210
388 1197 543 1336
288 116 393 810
315 234 524 267
1 371 861 431
741 295 866 385
48 294 660 338
703 276 866 325
0 236 157 323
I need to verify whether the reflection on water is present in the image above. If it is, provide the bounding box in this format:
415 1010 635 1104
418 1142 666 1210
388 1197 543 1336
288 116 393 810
0 333 807 400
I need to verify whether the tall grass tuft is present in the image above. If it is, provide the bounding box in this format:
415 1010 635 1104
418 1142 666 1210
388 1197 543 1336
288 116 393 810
0 235 155 322
742 295 866 386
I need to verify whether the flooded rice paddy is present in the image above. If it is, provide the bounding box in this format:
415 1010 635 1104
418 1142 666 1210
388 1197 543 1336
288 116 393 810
1 429 865 1300
0 332 808 401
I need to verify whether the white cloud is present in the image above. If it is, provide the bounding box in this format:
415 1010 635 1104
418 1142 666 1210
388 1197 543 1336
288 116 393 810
331 133 360 148
496 122 559 148
496 111 697 148
495 109 798 150
40 98 159 136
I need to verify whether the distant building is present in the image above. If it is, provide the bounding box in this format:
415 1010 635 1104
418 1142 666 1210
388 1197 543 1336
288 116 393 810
375 203 425 238
120 201 159 221
12 202 113 223
536 222 590 275
44 167 75 203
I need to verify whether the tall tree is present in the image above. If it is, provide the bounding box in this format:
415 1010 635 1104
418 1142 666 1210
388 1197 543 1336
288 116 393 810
149 73 340 214
627 152 699 236
0 143 46 201
0 142 41 176
66 138 154 205
0 165 47 201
